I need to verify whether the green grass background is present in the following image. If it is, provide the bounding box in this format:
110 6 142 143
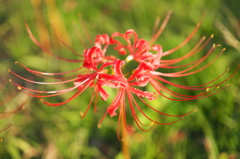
0 0 239 158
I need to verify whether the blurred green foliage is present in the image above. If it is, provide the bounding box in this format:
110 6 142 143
0 0 239 158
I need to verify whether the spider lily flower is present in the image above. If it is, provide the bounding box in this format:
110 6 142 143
9 11 239 137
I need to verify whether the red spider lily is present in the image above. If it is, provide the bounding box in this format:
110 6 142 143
9 11 239 138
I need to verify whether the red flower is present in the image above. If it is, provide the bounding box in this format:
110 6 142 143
9 11 239 138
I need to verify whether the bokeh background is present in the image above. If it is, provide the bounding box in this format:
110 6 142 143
0 0 239 158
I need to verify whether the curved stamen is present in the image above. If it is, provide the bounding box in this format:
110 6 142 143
137 95 196 117
153 46 225 77
55 33 83 57
126 89 154 129
160 35 211 67
130 91 184 125
150 10 173 45
25 22 83 63
9 73 97 98
0 99 26 119
162 14 204 56
80 84 98 119
149 78 218 100
15 61 84 76
0 123 13 133
9 69 79 85
149 65 238 91
41 79 93 107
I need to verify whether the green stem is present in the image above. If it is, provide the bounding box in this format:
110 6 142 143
121 114 130 159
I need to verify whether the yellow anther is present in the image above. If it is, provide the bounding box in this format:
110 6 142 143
193 108 198 113
196 22 201 28
79 111 84 118
97 123 102 128
17 86 22 90
206 87 210 92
